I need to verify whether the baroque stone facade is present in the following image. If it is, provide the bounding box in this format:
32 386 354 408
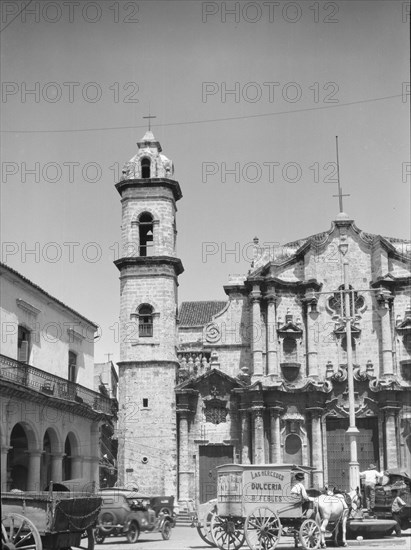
116 132 411 504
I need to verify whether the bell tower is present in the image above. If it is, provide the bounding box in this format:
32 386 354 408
115 129 183 495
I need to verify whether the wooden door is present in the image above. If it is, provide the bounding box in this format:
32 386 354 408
326 417 379 491
199 445 233 503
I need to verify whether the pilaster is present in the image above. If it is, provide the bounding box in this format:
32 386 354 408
252 407 265 464
250 287 263 378
269 407 283 463
265 289 279 378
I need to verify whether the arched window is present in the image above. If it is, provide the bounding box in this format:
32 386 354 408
138 304 153 337
139 212 154 256
141 157 151 178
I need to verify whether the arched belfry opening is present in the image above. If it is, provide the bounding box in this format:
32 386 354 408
139 212 154 256
138 304 154 337
141 157 151 178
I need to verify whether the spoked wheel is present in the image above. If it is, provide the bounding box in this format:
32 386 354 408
126 521 139 544
2 512 43 550
299 519 321 550
210 513 245 550
244 506 282 550
196 506 217 547
71 528 95 550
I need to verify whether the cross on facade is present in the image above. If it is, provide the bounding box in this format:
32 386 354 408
333 136 350 213
143 111 156 131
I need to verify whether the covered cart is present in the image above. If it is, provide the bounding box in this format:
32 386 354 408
210 463 321 550
1 486 101 550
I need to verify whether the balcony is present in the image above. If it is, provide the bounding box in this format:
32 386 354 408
0 354 113 415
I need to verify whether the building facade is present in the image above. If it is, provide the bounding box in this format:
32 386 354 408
116 132 411 505
0 263 114 492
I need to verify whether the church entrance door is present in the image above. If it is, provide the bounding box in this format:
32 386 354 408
326 417 379 491
199 445 233 503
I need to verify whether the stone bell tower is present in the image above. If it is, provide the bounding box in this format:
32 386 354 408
115 129 183 495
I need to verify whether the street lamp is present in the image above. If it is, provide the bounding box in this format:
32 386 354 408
339 244 360 491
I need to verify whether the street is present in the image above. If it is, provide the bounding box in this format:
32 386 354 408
94 525 410 550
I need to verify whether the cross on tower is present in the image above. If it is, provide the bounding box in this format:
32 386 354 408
143 111 156 131
332 136 350 213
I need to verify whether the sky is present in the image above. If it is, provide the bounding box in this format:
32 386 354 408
1 0 410 365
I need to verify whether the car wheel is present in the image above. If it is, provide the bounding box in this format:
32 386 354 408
94 528 106 544
159 507 171 516
126 521 140 543
161 520 172 541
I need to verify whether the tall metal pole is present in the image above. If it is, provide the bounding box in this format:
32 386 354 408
343 259 360 490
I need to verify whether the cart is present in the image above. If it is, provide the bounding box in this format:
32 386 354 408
1 486 102 550
209 463 321 550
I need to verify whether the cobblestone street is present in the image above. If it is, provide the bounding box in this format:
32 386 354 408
94 526 411 550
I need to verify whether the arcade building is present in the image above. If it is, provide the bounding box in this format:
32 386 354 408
115 130 411 506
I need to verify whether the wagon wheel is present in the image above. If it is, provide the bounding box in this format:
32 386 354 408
2 512 43 550
244 506 281 550
299 519 321 550
71 527 94 550
197 506 217 547
210 513 245 550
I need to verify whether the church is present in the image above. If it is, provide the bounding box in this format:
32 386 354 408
115 130 411 507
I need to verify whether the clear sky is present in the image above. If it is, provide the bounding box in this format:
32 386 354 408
1 0 409 364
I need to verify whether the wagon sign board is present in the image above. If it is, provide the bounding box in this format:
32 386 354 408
210 463 320 550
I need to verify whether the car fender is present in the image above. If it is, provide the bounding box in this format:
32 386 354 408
124 512 141 532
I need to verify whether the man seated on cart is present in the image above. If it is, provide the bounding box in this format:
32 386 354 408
291 472 315 518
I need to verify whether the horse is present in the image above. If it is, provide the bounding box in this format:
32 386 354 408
314 487 361 547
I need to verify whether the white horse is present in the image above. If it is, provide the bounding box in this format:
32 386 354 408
315 488 361 548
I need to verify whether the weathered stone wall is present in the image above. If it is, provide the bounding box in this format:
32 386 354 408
117 361 177 496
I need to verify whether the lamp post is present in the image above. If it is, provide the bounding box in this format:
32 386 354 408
339 248 360 491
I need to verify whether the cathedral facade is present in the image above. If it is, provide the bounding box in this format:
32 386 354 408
116 132 411 505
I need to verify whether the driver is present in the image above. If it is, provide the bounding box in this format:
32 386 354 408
291 472 314 517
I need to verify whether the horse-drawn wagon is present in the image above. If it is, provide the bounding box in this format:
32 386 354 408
202 463 322 550
1 483 102 550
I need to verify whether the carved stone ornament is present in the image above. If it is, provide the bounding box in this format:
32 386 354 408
205 322 221 343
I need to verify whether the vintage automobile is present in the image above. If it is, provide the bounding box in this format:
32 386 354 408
373 468 411 530
94 488 176 543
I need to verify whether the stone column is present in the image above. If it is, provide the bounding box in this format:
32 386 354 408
71 455 83 479
384 407 399 469
250 287 263 378
27 450 43 491
90 423 100 490
304 292 319 378
269 408 282 463
240 410 251 464
1 446 10 492
89 457 100 490
265 289 279 377
252 408 265 464
377 290 394 376
308 408 324 489
50 452 64 483
178 410 191 500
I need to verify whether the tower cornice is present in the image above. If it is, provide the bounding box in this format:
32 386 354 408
114 255 184 276
115 178 182 202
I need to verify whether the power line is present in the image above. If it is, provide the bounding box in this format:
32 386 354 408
1 94 403 134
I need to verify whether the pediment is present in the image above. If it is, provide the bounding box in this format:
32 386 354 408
175 367 246 392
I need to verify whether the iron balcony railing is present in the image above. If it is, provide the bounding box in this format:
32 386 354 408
0 354 113 414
